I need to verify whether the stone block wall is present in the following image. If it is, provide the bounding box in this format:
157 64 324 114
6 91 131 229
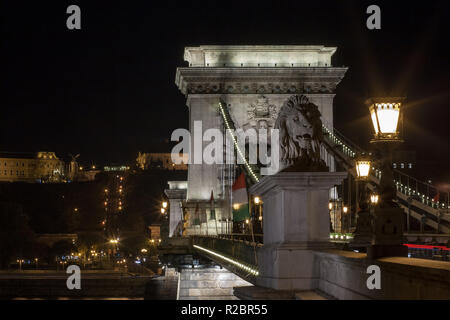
178 267 251 300
315 250 450 300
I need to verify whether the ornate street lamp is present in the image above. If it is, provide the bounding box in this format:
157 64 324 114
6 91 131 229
366 97 405 205
364 97 408 259
253 196 263 232
368 98 404 142
370 194 379 205
350 153 373 250
355 154 371 180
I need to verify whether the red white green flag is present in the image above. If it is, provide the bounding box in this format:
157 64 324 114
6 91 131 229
232 172 250 221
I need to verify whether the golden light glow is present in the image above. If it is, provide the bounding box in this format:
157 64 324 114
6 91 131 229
370 103 401 135
254 196 260 204
233 204 240 210
356 160 371 178
245 219 249 224
162 201 168 209
343 206 348 213
161 208 165 214
370 194 379 205
258 215 262 221
328 202 333 210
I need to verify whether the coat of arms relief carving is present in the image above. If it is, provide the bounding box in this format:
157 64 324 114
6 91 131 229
245 95 278 131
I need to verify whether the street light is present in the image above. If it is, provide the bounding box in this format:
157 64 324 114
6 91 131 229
367 98 404 142
363 97 407 259
162 201 168 209
355 154 371 180
370 194 379 205
161 208 165 214
253 196 263 231
366 97 405 205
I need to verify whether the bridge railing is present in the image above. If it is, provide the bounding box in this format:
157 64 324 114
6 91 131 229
393 170 450 212
322 125 450 215
191 235 261 279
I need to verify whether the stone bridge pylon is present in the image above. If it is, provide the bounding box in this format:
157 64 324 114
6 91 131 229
169 45 348 236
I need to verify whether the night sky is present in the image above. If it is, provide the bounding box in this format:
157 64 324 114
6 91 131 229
1 1 449 184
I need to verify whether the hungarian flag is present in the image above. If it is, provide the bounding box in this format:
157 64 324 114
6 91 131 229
210 190 216 220
433 191 440 203
232 172 250 221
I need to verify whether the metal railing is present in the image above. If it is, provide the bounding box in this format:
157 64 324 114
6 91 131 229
322 125 450 225
322 125 360 159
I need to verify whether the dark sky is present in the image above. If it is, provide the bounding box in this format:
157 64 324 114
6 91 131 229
1 1 449 182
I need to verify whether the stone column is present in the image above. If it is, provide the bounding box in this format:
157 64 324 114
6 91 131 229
250 171 347 291
165 187 187 238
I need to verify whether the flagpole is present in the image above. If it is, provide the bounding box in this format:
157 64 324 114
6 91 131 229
249 194 258 266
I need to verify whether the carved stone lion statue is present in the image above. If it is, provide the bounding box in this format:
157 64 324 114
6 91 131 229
275 95 328 172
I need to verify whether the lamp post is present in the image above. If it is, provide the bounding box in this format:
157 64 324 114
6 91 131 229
367 98 404 204
254 196 263 234
355 153 371 209
350 153 373 250
161 200 169 242
365 97 408 259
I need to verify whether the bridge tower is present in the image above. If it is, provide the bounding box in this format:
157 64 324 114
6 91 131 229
174 46 348 235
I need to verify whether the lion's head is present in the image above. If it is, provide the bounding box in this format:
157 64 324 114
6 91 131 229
275 95 326 171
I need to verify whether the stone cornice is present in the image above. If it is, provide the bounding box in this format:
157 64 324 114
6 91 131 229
164 189 187 199
184 45 337 67
249 172 348 196
175 67 348 95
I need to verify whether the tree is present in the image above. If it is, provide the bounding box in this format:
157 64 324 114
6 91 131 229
0 202 36 268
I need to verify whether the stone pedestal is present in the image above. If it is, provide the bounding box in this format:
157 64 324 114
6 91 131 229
165 185 187 238
249 172 347 290
349 210 373 250
367 207 408 259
